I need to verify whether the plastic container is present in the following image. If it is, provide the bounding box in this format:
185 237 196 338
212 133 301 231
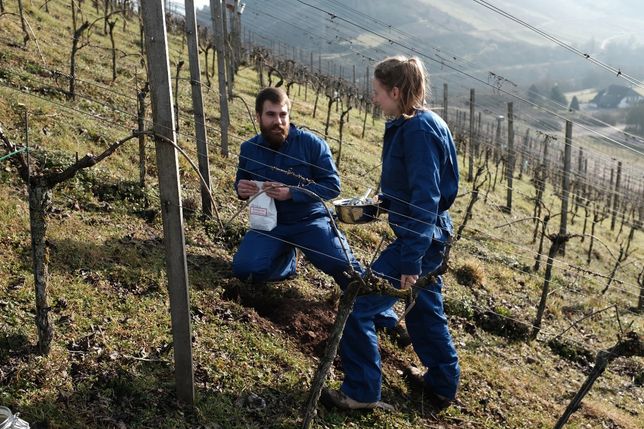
0 407 29 429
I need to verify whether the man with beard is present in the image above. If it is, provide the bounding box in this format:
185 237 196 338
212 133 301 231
231 87 364 289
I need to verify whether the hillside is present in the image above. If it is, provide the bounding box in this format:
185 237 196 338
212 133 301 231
0 1 642 429
220 0 644 91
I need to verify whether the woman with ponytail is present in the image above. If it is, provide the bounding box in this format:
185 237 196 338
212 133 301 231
324 56 460 411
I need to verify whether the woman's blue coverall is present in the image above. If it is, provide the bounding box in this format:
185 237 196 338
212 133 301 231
339 110 461 402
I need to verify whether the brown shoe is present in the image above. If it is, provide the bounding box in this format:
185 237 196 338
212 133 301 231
320 388 394 411
403 366 453 411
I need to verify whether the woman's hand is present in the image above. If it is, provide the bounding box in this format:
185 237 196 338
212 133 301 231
400 274 419 290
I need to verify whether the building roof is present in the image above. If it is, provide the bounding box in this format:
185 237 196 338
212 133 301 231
591 85 643 108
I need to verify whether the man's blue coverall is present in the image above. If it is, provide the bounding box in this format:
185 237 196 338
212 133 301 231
232 124 362 288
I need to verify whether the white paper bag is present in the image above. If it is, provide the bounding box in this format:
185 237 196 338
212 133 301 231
249 181 277 231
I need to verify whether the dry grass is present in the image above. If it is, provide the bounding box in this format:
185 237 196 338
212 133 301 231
454 258 487 288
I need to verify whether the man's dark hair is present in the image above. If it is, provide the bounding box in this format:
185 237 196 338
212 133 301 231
255 87 291 114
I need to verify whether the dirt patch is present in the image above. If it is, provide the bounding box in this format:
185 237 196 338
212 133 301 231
222 281 336 356
547 338 594 367
259 297 335 356
444 297 531 342
473 309 531 342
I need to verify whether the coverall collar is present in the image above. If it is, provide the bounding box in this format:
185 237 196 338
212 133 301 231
385 115 407 129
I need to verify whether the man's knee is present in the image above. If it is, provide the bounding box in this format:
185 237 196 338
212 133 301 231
232 252 269 282
312 251 362 288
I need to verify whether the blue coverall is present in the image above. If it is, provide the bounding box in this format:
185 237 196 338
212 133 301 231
339 110 461 402
232 124 363 289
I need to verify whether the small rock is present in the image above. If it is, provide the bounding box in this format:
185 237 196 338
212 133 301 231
246 393 266 411
234 396 245 408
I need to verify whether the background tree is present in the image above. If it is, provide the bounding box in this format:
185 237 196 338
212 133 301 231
625 103 644 135
569 95 580 111
527 84 541 103
550 84 568 107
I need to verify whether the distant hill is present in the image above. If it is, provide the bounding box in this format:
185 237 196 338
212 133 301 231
192 0 644 94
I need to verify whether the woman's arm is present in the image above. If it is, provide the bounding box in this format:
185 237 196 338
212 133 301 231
397 129 443 275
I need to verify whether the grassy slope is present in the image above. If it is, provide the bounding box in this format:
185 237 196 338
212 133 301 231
0 2 642 428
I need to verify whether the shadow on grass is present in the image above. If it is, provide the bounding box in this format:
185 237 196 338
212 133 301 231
36 235 235 294
14 357 311 429
0 332 32 362
0 332 36 389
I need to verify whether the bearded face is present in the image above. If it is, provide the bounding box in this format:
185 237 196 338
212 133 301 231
258 101 290 149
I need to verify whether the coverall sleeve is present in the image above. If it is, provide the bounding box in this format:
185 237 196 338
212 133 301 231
234 143 251 197
398 129 443 275
290 137 341 202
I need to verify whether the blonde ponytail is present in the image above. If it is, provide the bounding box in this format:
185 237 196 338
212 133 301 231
374 56 429 118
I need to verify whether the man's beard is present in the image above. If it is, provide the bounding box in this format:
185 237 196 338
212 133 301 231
260 122 289 149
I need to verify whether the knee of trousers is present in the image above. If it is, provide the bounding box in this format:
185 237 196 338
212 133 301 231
232 252 271 281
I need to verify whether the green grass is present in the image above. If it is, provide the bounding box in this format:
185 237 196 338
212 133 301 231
0 1 642 428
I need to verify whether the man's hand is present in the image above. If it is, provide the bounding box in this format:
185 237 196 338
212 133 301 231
400 274 419 290
237 179 259 199
264 181 292 201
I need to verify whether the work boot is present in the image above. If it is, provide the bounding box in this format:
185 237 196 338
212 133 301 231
377 324 412 348
403 366 453 411
320 388 394 411
244 274 266 287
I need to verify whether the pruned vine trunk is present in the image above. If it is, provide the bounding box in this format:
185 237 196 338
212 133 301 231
637 267 644 312
587 208 606 264
581 204 589 242
69 21 90 100
532 234 569 339
203 45 212 87
29 181 53 355
17 0 30 47
324 97 335 140
108 19 117 82
361 103 369 139
256 58 264 88
174 60 185 134
286 81 296 98
103 0 109 34
554 332 642 428
533 214 550 272
312 87 320 119
137 83 148 189
302 279 363 428
2 125 140 355
456 166 487 240
336 107 351 168
602 224 636 295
